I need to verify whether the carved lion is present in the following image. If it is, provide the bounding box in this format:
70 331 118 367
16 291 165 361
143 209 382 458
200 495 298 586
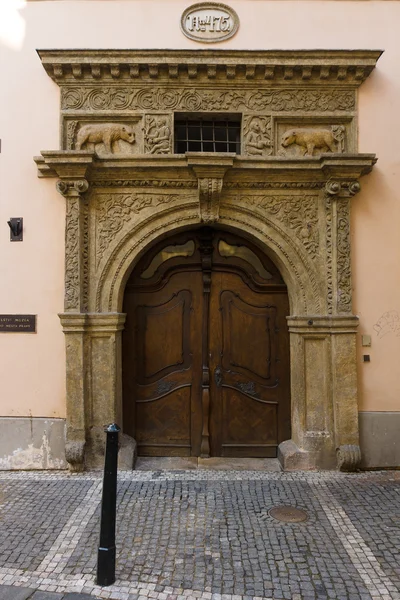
281 128 337 156
75 123 135 154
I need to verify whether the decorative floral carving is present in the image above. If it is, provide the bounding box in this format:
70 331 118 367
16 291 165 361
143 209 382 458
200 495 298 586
65 198 80 311
144 115 172 154
66 120 79 150
82 200 90 312
243 116 272 156
225 182 324 190
325 195 333 314
92 180 197 189
240 195 319 259
337 200 352 313
62 86 355 113
96 193 182 262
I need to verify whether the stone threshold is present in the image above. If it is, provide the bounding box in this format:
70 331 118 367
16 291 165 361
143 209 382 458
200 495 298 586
135 456 281 471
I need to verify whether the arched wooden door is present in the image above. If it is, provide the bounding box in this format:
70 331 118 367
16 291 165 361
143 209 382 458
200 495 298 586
122 228 290 458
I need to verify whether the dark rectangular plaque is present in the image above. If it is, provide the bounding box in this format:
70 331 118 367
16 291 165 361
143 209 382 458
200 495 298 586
0 315 36 333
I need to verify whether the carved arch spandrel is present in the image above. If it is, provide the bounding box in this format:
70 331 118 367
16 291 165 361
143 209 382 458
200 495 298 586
94 202 322 316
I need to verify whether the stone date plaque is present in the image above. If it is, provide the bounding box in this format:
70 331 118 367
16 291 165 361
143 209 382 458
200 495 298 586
181 2 239 43
0 315 36 333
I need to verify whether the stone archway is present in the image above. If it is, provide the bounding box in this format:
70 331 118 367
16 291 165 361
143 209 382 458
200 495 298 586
34 49 380 471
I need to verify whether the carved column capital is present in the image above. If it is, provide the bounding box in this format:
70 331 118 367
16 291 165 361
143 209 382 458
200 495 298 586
325 179 361 198
56 178 90 197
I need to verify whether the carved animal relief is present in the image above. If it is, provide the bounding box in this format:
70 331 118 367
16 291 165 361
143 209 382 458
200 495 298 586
280 125 346 156
74 122 136 154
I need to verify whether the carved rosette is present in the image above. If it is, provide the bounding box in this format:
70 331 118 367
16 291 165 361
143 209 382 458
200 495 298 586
325 179 361 314
56 179 89 312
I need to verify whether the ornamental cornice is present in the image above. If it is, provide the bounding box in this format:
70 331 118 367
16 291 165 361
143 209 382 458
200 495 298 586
37 49 382 86
34 152 377 185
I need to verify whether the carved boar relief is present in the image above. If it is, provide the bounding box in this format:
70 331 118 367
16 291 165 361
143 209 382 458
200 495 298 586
277 122 350 157
65 118 141 155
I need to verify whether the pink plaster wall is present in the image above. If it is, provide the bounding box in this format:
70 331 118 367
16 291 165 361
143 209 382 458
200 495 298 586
0 0 399 416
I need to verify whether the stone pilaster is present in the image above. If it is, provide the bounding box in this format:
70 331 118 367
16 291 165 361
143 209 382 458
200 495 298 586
280 316 360 471
56 179 89 312
59 313 88 472
325 179 361 315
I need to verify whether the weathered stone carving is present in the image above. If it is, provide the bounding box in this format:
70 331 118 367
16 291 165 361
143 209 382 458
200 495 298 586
64 198 80 311
35 48 380 472
337 444 361 472
66 120 79 150
56 179 89 312
62 87 355 113
240 195 319 259
337 200 352 313
65 440 85 472
144 116 172 154
325 179 361 314
281 126 345 156
96 193 183 262
75 123 135 154
198 178 224 223
92 180 197 189
243 116 272 156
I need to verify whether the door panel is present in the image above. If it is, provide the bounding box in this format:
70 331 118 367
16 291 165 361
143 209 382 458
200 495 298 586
209 271 290 457
123 229 290 458
123 271 203 456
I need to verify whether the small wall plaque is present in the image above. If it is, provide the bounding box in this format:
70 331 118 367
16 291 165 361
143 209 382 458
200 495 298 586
0 315 36 333
181 2 239 43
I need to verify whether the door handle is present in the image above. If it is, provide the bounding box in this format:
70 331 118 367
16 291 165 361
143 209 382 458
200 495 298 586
214 366 222 387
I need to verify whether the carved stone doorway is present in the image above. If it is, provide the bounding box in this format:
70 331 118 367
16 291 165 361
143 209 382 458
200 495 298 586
122 227 291 458
34 49 381 471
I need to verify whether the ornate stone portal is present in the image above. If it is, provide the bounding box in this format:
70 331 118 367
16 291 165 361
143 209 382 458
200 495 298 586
34 49 381 471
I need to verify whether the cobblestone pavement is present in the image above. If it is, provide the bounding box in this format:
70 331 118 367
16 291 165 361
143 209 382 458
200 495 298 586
1 470 400 600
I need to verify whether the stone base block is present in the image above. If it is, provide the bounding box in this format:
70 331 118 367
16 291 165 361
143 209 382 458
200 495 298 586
278 439 317 471
0 417 67 470
119 433 137 470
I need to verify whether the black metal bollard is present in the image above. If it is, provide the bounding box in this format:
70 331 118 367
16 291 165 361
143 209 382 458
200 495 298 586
96 423 120 586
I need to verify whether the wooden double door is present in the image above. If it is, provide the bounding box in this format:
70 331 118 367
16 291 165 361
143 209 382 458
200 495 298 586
122 229 290 458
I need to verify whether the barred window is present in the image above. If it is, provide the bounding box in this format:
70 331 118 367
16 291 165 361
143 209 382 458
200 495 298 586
174 115 241 154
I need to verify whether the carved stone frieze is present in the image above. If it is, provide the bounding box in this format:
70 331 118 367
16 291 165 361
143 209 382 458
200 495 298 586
61 86 356 113
92 180 197 189
239 194 319 259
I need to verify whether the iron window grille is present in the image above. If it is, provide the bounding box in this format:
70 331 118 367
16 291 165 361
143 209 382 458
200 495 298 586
174 115 241 154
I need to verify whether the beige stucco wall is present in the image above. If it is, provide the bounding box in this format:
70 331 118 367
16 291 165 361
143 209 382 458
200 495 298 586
0 0 399 421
